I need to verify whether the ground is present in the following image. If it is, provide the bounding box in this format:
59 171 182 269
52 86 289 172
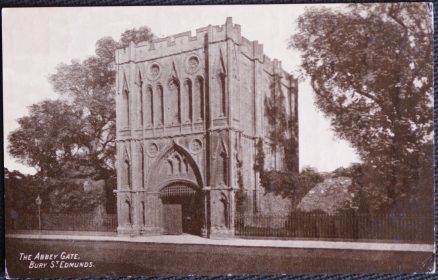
5 236 434 277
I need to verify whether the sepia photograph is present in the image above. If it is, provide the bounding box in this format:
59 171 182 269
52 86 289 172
3 3 435 277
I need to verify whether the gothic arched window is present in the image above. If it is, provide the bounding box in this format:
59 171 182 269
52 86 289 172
125 200 132 225
220 151 228 185
174 155 182 174
140 145 145 189
219 73 226 116
122 89 130 127
167 159 174 175
216 150 228 185
141 201 146 225
139 87 143 126
145 86 153 126
138 73 143 127
167 78 180 125
155 85 164 126
123 159 131 189
220 195 229 228
194 76 204 121
182 159 188 174
183 79 192 123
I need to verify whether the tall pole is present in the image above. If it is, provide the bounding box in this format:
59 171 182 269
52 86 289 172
38 204 41 232
35 195 42 233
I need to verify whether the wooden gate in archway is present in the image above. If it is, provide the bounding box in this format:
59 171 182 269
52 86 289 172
160 183 203 235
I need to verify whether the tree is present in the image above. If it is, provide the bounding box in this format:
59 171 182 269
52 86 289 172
289 3 433 211
255 73 301 201
261 167 324 206
49 37 118 176
264 74 298 172
8 100 85 177
119 26 155 47
4 168 48 214
9 27 154 179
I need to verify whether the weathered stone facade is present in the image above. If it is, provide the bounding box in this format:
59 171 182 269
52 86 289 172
115 18 298 238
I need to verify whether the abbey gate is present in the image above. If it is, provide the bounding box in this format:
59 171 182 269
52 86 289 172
115 18 299 238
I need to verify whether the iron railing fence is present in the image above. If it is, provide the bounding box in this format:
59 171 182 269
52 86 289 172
235 212 434 243
7 213 117 232
7 211 433 242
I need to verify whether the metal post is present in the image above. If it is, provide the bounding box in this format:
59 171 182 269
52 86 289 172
38 205 41 231
35 195 42 233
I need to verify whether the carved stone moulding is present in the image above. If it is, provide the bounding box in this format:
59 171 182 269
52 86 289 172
184 54 201 74
146 62 161 81
146 142 159 157
167 77 179 90
190 138 203 154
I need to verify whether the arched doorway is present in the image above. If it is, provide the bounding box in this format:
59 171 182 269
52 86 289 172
160 182 204 236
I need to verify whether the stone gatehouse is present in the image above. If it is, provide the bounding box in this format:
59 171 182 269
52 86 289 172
115 18 298 238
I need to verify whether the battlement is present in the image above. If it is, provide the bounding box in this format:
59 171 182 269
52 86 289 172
238 36 291 83
116 17 243 64
115 17 293 87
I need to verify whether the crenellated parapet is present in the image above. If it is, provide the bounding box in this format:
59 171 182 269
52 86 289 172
116 17 243 64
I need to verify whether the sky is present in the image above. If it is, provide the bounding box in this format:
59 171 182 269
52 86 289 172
2 5 360 175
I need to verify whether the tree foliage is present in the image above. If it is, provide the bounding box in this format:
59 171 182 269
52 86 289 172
48 37 119 176
256 74 302 201
261 167 324 203
119 26 155 47
264 75 289 151
4 168 48 213
8 100 85 177
8 27 154 179
289 3 433 211
264 74 298 172
254 132 318 206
